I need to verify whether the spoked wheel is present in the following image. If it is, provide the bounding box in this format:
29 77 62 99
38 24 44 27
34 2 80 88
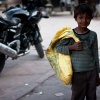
0 55 5 73
34 43 44 58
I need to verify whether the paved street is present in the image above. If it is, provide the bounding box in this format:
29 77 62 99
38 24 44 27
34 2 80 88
19 75 72 100
0 11 100 100
18 75 100 100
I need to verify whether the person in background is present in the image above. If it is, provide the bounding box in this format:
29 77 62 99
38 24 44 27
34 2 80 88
56 3 100 100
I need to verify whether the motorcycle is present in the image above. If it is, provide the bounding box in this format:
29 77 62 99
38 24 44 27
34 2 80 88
0 5 48 73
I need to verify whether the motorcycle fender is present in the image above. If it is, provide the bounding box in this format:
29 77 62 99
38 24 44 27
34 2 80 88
33 31 43 44
34 31 39 41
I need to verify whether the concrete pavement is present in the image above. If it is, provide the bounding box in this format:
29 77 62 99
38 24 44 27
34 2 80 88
18 75 100 100
0 47 55 100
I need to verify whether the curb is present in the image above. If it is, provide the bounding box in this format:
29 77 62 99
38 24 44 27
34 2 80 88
13 70 55 100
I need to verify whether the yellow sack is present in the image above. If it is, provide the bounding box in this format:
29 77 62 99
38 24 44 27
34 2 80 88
45 25 80 85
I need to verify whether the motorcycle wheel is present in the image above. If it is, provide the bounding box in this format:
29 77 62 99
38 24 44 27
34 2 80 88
0 55 5 73
34 43 44 58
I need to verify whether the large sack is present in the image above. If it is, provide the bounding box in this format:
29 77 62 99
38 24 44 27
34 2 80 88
45 25 80 85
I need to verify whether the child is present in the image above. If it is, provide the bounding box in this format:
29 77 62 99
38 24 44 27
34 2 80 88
56 4 100 100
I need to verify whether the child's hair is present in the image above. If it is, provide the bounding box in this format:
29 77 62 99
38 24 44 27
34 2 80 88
74 3 93 19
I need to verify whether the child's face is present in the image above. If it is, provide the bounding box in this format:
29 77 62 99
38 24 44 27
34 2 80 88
75 13 92 28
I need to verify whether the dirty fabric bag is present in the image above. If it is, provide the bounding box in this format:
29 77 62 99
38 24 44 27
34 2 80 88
45 25 80 85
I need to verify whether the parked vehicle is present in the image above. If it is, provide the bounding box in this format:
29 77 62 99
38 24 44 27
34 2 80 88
0 5 48 73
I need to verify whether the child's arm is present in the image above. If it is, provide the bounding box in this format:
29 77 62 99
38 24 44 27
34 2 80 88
56 38 83 55
68 41 83 51
92 33 99 73
56 38 71 55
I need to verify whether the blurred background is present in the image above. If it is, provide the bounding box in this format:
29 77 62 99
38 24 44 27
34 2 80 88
0 0 100 18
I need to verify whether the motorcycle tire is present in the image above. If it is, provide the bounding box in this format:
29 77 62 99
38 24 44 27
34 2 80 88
34 43 44 58
0 55 5 73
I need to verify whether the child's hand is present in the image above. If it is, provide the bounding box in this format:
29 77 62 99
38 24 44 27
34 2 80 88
69 41 83 51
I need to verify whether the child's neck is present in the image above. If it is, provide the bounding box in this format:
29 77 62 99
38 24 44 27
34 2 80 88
75 27 89 34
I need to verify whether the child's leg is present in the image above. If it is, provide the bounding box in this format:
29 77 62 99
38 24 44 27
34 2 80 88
71 70 97 100
71 72 87 100
86 70 97 100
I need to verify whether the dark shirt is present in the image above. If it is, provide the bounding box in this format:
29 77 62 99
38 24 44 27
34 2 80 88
56 29 99 72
